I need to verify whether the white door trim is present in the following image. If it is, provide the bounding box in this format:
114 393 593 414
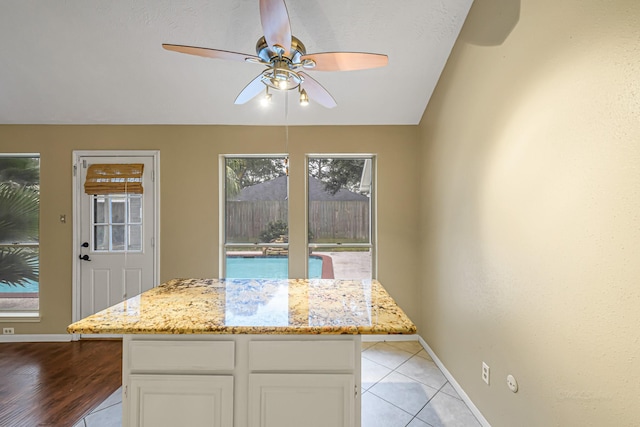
71 150 160 325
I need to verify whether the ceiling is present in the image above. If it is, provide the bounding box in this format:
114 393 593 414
0 0 473 126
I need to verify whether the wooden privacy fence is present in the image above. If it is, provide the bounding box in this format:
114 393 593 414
226 200 369 242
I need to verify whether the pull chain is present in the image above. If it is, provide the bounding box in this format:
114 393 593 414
285 92 289 176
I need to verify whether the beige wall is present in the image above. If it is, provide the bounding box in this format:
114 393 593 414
0 125 420 334
418 0 640 426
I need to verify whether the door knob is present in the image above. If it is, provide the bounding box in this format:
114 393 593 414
81 242 89 248
79 254 91 261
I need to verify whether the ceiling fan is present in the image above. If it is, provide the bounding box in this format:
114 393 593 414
162 0 388 109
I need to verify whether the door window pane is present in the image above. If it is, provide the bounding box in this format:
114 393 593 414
94 196 108 223
92 194 143 252
128 225 142 251
129 196 142 223
94 225 109 250
112 225 125 250
111 198 126 223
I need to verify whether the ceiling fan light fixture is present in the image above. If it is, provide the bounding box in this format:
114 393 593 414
275 73 289 90
260 88 272 106
262 65 302 91
299 88 309 106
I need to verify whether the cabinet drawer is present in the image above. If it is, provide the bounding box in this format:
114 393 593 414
129 340 235 372
249 340 355 371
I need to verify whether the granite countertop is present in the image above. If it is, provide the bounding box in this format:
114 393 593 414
67 278 416 335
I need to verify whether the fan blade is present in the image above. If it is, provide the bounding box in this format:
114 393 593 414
299 72 337 109
235 74 266 104
162 44 261 63
260 0 292 55
301 52 388 71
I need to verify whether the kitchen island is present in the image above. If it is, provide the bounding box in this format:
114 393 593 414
68 278 416 427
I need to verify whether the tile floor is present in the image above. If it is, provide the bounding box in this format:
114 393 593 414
361 341 482 427
72 386 123 427
73 340 482 427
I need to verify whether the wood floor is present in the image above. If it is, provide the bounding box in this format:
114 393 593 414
0 340 122 427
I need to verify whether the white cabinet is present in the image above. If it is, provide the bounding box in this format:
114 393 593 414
248 374 354 427
122 335 361 427
128 374 233 427
123 338 236 427
247 340 357 427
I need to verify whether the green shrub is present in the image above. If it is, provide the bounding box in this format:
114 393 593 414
259 220 314 243
259 220 288 243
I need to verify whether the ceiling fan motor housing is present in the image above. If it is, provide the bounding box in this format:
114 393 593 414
256 35 306 63
256 35 307 90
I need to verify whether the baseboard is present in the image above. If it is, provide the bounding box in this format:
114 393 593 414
0 334 72 343
417 336 491 427
361 334 420 342
78 334 123 340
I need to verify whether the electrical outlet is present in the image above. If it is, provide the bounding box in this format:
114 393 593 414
482 362 490 385
2 327 14 335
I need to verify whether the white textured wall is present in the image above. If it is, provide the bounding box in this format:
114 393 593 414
419 0 640 425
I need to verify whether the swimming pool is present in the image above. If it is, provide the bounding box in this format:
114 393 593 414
0 279 39 293
226 256 323 279
0 257 326 292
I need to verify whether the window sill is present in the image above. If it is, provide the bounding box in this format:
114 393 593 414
0 312 41 322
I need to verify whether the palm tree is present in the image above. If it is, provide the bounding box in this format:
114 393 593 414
226 164 242 199
0 158 39 287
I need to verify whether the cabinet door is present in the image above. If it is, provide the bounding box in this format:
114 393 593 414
129 374 233 427
248 374 355 427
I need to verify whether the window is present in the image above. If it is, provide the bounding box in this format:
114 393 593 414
220 154 375 280
308 156 374 280
0 154 40 313
222 156 289 278
92 194 143 252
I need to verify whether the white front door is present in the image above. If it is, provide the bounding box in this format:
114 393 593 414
76 154 157 319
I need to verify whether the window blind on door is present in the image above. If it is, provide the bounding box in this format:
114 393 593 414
84 163 144 195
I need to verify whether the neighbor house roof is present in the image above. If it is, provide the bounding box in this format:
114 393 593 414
232 176 369 201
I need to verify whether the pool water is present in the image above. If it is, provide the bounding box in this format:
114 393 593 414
226 256 322 279
0 279 39 293
1 258 324 292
